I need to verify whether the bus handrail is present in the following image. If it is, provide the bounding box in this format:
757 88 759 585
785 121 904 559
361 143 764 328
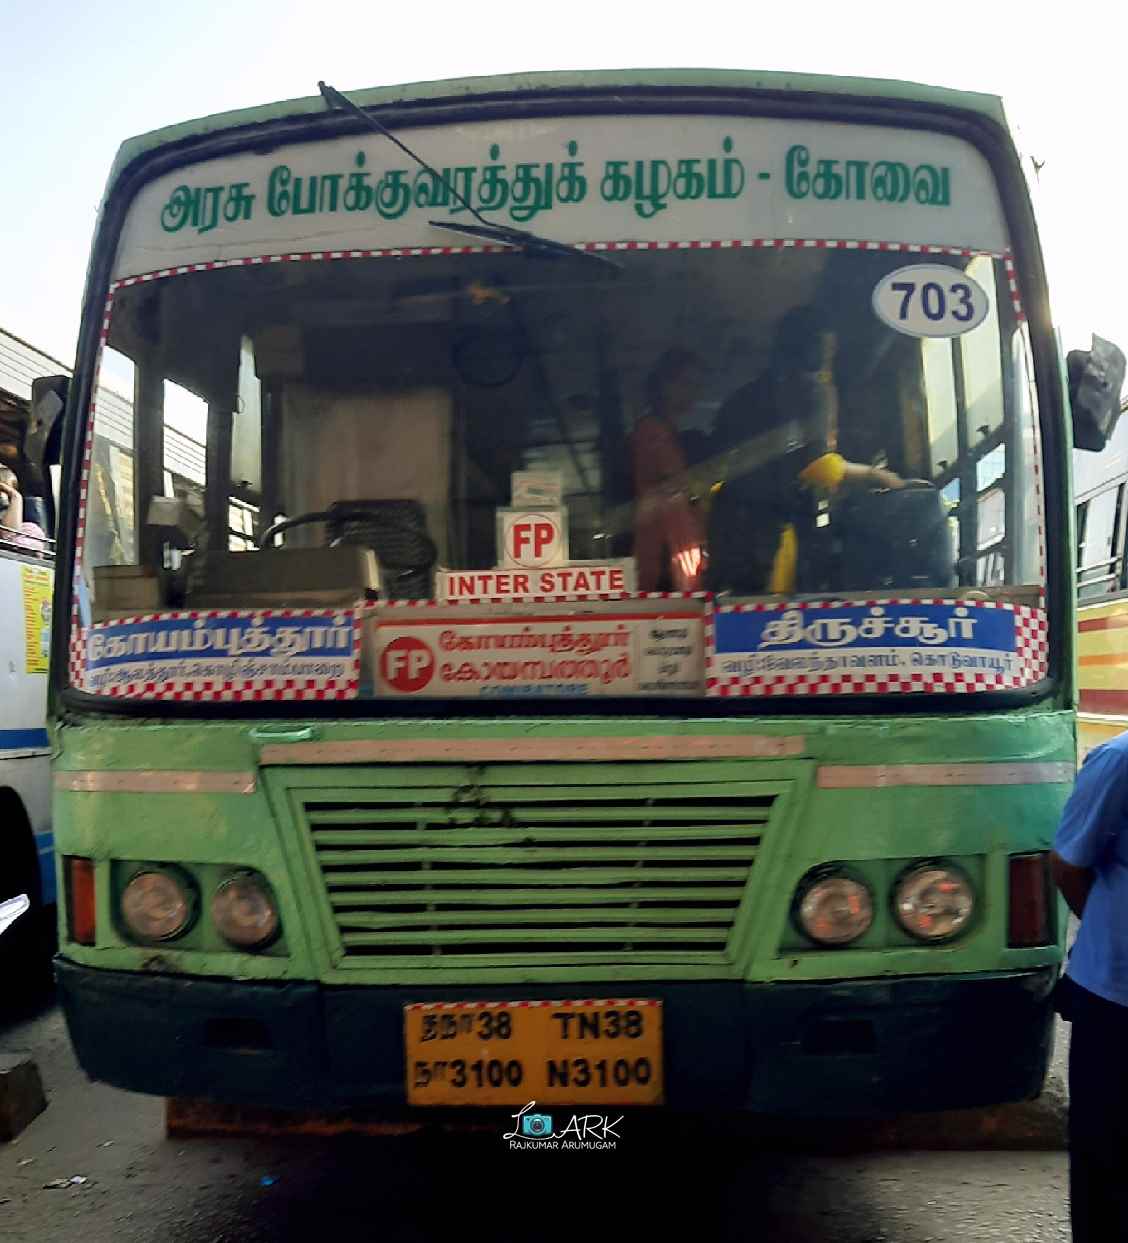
1078 558 1123 578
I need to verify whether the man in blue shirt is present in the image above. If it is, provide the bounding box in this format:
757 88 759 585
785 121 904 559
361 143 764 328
1052 732 1128 1241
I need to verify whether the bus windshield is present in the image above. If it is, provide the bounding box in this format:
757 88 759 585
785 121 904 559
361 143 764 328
73 112 1047 705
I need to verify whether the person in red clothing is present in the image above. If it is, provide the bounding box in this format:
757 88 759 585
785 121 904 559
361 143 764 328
630 348 708 591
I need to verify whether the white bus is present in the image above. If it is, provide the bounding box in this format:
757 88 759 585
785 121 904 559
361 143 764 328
0 332 58 977
0 327 206 981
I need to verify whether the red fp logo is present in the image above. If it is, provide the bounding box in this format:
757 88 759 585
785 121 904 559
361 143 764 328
381 636 435 693
504 511 562 567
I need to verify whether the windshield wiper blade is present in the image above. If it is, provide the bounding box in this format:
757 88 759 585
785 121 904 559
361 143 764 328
318 81 620 271
425 219 619 268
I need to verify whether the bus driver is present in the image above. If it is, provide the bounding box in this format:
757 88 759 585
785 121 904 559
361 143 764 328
707 306 904 594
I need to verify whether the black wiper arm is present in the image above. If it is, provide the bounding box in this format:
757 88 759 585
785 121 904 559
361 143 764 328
425 219 619 269
318 81 620 271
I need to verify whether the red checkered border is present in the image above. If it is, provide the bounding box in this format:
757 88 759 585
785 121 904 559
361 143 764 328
71 607 360 702
103 238 1024 332
706 598 1048 698
357 592 712 608
108 237 1019 292
97 678 357 703
68 629 87 693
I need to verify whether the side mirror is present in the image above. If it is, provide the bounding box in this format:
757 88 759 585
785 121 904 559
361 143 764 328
24 375 69 537
25 376 68 476
1070 335 1126 452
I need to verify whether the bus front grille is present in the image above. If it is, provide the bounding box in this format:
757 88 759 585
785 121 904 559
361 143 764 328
291 766 789 969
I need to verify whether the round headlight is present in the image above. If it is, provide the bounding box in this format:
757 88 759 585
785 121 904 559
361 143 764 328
212 873 279 949
796 873 874 946
894 863 975 942
121 869 193 942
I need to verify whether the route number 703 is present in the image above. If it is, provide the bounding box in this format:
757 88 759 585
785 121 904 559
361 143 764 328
872 264 990 339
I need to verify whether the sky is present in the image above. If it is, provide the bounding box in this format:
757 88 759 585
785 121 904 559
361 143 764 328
2 0 1121 392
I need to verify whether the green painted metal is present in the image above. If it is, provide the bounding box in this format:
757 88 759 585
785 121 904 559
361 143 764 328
337 909 734 928
326 885 750 905
103 68 1009 198
52 711 1072 985
326 867 751 886
278 763 787 972
315 845 756 862
310 826 763 843
52 710 1076 770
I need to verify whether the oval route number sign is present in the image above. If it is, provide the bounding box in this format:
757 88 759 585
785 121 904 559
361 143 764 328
872 264 990 339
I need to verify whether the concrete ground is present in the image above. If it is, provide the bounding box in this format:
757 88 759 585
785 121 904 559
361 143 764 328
0 989 1073 1243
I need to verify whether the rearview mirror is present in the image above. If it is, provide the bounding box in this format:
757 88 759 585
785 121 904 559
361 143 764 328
24 375 69 535
1069 335 1126 451
25 375 68 476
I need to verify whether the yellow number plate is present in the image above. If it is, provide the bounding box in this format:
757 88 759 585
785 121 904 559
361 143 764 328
405 999 664 1106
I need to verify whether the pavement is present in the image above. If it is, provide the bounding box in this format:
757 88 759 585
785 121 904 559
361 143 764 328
870 1016 1068 1151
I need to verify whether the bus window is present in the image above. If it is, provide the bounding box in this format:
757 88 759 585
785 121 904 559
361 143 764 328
1078 483 1124 598
1077 499 1089 573
960 255 1004 444
233 339 262 489
922 338 958 475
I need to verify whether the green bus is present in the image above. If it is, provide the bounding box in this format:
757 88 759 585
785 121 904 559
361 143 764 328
48 69 1123 1118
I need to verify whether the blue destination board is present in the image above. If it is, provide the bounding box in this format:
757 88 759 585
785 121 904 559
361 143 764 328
713 603 1020 680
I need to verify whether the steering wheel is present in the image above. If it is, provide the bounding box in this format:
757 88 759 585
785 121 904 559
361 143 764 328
257 509 439 573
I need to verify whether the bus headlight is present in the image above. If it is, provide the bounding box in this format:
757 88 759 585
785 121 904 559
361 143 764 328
893 863 974 942
120 868 194 942
212 872 279 949
795 871 874 946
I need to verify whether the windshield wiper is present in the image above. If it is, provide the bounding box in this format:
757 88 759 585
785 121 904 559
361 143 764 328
423 219 619 267
318 82 620 271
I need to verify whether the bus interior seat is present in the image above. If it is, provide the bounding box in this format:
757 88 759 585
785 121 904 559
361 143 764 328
182 545 380 610
326 499 437 600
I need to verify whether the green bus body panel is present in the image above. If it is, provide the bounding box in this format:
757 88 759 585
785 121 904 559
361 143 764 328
103 68 1009 196
53 712 1072 987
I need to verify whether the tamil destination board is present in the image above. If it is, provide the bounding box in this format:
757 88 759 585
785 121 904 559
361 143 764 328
710 601 1047 695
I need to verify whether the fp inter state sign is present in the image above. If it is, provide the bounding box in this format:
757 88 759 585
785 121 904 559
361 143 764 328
498 509 568 568
438 561 636 601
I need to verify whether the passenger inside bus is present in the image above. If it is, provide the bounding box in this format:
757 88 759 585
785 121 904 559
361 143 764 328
0 465 47 553
706 305 906 595
630 348 708 592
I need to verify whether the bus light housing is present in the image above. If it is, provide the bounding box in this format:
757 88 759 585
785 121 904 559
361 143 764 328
211 872 279 950
66 856 96 946
120 868 195 943
795 870 874 946
1008 852 1052 947
893 862 975 943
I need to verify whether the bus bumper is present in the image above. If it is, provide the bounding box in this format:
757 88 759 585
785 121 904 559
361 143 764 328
55 958 1056 1117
